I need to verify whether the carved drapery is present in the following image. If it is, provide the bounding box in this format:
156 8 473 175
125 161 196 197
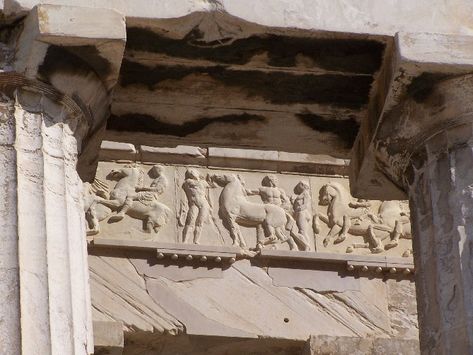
0 74 93 354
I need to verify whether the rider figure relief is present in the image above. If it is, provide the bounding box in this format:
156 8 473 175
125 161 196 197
246 174 290 244
246 175 291 210
180 168 212 244
110 164 168 222
86 165 171 235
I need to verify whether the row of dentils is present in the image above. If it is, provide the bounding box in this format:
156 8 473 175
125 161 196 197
156 251 236 264
346 264 413 275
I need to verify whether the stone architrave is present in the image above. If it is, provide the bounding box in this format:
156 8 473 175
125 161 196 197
351 33 473 353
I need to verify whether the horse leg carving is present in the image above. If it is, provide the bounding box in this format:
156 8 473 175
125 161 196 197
276 228 297 250
143 217 153 233
334 215 350 244
402 248 413 257
236 226 246 248
227 216 246 247
367 225 384 253
289 228 310 251
85 204 100 236
346 243 370 253
346 226 383 253
385 220 402 250
256 224 265 244
229 224 239 246
257 223 277 249
323 225 341 247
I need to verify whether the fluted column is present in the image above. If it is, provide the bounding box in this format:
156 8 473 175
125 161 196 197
408 124 473 354
0 76 92 354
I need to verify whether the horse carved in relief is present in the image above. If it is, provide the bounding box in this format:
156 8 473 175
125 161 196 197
316 182 411 253
84 165 171 235
210 174 310 250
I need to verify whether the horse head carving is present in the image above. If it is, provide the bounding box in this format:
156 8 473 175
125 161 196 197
319 182 350 207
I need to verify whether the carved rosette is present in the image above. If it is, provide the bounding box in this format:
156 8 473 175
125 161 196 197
0 73 92 354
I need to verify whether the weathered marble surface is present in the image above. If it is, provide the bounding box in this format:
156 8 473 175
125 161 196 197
303 335 419 355
350 29 473 353
86 159 412 258
0 78 94 354
3 0 473 37
89 253 418 354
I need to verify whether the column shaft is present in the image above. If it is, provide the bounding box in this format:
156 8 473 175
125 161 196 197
408 124 473 354
0 88 92 354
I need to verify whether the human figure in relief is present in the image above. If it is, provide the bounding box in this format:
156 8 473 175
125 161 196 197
210 173 310 250
245 174 293 244
291 181 313 246
181 168 211 244
246 174 291 209
92 164 171 234
110 164 168 222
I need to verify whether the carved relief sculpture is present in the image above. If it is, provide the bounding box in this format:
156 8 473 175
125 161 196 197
83 179 109 236
317 182 411 254
85 165 171 234
180 168 212 244
246 175 291 209
211 173 310 251
346 201 412 253
291 181 315 247
86 161 412 257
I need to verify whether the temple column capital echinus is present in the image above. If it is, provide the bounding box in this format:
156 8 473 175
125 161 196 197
350 32 473 354
0 5 125 355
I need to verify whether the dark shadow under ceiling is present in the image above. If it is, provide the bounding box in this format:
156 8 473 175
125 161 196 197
107 11 388 157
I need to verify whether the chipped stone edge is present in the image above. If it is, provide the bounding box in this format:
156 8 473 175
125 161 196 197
99 141 350 176
99 141 138 162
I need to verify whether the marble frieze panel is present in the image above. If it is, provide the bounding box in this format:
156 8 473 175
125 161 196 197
85 145 413 260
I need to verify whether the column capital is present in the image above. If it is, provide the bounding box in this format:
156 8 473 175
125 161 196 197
0 73 99 355
0 71 88 122
11 4 126 180
350 32 473 200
